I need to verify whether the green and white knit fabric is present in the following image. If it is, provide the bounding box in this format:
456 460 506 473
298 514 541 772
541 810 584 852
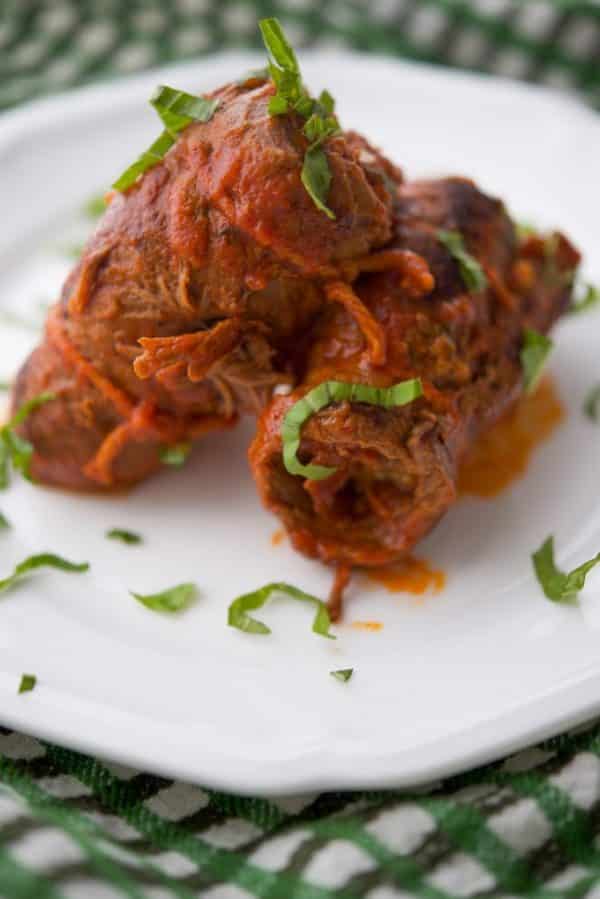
3 724 600 897
2 1 600 896
1 0 600 111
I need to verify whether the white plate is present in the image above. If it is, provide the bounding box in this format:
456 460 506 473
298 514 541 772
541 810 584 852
0 51 599 795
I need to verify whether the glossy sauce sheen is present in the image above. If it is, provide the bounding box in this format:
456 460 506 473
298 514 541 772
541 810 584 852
458 376 564 498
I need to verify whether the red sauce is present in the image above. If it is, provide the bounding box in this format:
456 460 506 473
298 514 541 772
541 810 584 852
366 556 445 595
458 376 564 498
272 377 563 614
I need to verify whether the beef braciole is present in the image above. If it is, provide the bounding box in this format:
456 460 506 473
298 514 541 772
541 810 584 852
9 17 584 621
12 76 403 489
249 178 580 568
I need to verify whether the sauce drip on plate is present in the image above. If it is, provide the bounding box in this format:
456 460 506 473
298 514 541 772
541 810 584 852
351 620 384 632
458 376 564 498
270 529 285 546
365 557 445 595
361 379 563 601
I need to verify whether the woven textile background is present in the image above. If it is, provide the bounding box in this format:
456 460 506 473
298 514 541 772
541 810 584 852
1 0 600 111
1 1 600 897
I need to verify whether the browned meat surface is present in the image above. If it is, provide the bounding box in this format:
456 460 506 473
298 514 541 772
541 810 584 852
13 79 398 489
249 178 580 566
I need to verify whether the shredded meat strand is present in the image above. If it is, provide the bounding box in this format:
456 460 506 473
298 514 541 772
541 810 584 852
48 309 235 486
484 264 517 311
325 280 387 365
68 245 112 316
135 319 244 382
342 248 435 298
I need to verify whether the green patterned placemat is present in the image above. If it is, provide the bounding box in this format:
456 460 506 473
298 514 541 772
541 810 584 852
1 1 600 896
3 723 600 897
0 0 599 111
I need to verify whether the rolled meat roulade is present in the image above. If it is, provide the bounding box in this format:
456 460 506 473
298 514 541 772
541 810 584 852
12 75 402 490
250 177 580 568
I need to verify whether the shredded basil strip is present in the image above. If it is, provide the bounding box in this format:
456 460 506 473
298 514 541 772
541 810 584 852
0 513 10 529
0 392 55 488
301 147 335 220
317 89 335 116
131 583 196 613
106 528 142 545
83 193 106 219
113 86 219 192
150 85 219 133
515 220 536 240
532 536 600 602
330 668 353 682
10 393 54 428
437 230 487 293
0 554 89 594
520 329 553 394
228 581 335 638
569 283 600 316
113 131 176 192
259 18 301 89
159 443 191 467
18 674 36 694
282 378 423 481
259 17 338 218
303 111 338 145
584 384 600 422
300 112 339 219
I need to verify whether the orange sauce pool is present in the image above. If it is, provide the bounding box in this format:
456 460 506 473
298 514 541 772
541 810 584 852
355 379 562 604
458 376 564 499
272 378 562 614
351 620 384 632
366 556 446 595
271 529 285 546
